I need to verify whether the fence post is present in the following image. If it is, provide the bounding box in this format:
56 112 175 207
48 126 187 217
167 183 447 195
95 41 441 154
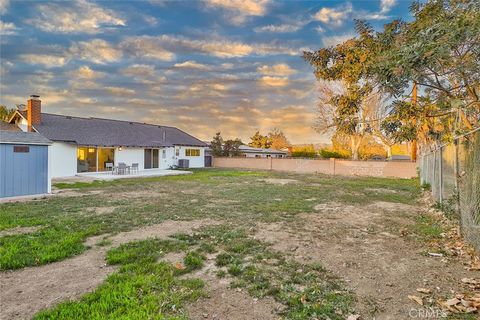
453 138 461 216
439 146 443 203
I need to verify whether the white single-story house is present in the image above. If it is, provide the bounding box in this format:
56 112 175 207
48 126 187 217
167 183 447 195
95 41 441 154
205 144 288 158
237 145 287 158
8 95 207 178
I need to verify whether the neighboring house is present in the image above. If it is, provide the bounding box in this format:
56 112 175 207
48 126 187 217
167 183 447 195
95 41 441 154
0 130 52 198
238 145 287 158
204 143 288 158
8 95 207 178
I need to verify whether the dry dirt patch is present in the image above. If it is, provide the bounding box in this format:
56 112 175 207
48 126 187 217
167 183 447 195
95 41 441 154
259 178 298 185
255 202 478 319
0 219 217 320
0 226 40 237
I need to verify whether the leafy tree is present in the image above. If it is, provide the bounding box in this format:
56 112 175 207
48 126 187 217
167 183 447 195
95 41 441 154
303 36 378 160
0 105 15 122
210 132 224 156
358 0 480 143
223 139 242 157
268 128 290 150
248 131 271 149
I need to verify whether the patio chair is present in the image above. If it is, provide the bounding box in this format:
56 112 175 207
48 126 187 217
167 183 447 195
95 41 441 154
131 163 139 174
105 162 114 174
118 162 128 175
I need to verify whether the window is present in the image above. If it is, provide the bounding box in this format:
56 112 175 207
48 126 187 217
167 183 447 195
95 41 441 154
162 149 166 159
175 148 180 156
14 146 29 153
185 149 200 156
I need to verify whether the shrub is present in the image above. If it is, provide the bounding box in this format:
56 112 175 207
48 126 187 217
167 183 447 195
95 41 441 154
319 148 350 159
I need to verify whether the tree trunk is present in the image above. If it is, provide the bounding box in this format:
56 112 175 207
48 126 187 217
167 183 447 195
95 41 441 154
387 145 392 158
350 135 361 160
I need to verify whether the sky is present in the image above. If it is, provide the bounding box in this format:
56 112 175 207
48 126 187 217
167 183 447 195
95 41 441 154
0 0 413 144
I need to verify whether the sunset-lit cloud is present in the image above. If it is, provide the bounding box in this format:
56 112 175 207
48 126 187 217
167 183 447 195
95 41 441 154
313 3 352 26
0 0 412 144
70 39 122 64
257 63 297 76
27 0 125 34
259 76 289 87
19 54 67 68
174 61 211 70
205 0 270 25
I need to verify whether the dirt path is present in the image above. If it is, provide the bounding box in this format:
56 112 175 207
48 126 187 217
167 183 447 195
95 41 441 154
255 201 478 319
0 219 216 320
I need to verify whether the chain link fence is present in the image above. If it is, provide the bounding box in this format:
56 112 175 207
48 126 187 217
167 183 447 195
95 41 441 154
419 128 480 252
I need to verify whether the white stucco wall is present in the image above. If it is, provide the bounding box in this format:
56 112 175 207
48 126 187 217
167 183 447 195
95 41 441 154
114 148 145 170
50 142 77 178
161 147 175 169
174 146 205 168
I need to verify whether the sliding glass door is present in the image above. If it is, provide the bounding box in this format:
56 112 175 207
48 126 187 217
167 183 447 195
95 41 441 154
77 147 115 172
77 147 97 172
98 148 115 171
144 149 159 169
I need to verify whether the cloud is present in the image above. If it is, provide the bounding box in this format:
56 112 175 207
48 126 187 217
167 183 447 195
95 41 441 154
258 76 289 87
28 0 125 34
120 36 175 61
380 0 397 13
254 23 302 33
121 34 298 59
71 66 105 79
121 64 156 77
19 54 67 68
257 63 296 76
70 39 122 64
174 60 211 70
313 3 352 26
0 20 17 35
105 86 136 96
205 0 270 25
0 0 9 14
321 33 355 47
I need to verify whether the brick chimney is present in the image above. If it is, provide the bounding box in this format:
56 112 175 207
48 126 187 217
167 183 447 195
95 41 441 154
27 95 41 131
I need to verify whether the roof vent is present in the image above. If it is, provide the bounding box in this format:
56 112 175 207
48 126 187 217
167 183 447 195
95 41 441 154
129 122 133 124
66 116 72 119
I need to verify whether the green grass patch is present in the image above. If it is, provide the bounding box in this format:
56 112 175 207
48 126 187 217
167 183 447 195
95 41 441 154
412 214 445 242
183 251 205 270
1 168 421 270
35 237 204 319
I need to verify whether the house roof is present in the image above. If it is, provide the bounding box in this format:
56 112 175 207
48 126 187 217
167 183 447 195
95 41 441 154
13 112 206 148
0 130 52 145
0 122 21 132
239 145 287 154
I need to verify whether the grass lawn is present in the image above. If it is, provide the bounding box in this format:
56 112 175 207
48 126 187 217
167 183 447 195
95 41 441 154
1 168 442 319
